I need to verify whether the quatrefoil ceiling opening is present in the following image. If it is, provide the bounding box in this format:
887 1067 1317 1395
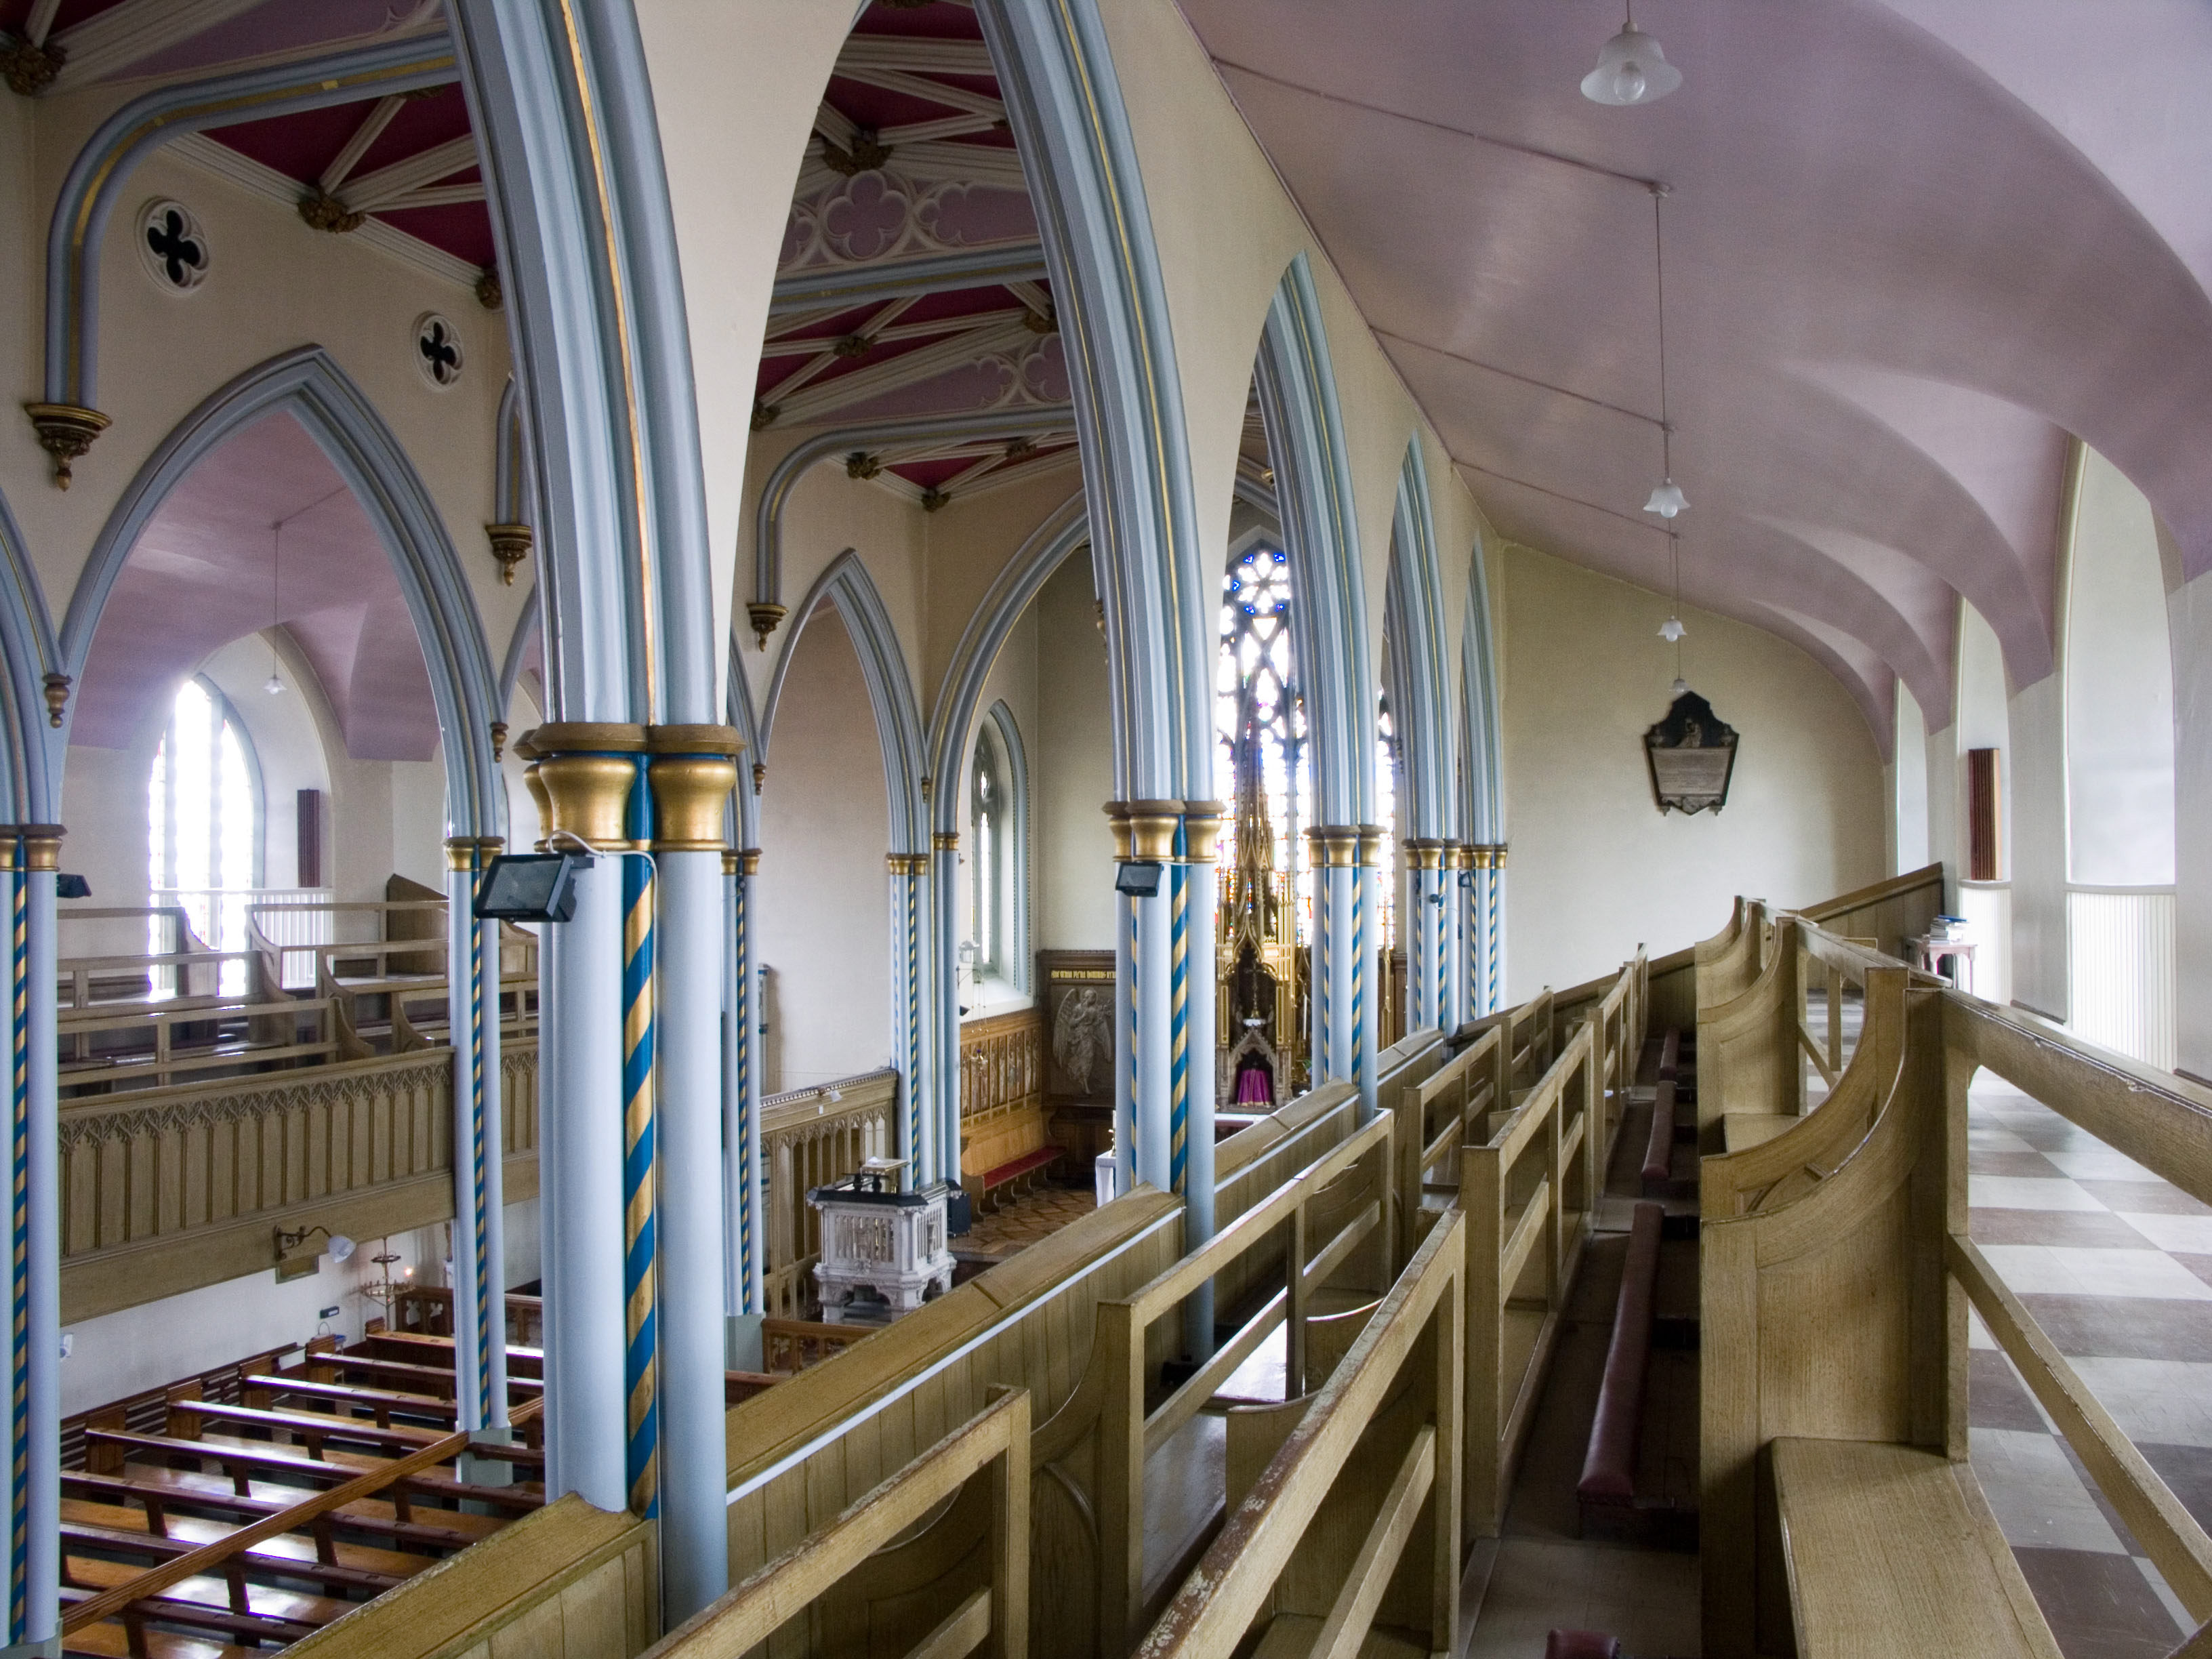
414 312 464 389
139 199 209 294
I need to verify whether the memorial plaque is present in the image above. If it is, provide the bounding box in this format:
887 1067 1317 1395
1645 688 1739 815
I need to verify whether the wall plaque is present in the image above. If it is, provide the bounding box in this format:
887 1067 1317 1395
1645 687 1738 815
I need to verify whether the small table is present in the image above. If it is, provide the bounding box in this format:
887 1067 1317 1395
1914 937 1975 985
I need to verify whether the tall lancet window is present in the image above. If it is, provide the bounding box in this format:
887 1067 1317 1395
1216 544 1308 933
970 727 1005 981
148 675 263 988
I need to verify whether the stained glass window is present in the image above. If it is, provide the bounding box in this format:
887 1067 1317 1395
1217 544 1309 940
970 726 1004 979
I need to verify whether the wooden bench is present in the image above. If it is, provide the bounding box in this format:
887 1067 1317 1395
1577 1202 1693 1547
973 1143 1061 1212
239 1375 463 1432
297 1352 542 1400
62 1471 498 1555
81 1430 541 1517
354 1328 546 1380
162 1399 546 1473
1770 1437 2060 1658
60 1520 409 1599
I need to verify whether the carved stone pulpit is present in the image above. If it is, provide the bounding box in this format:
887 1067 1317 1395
808 1159 955 1323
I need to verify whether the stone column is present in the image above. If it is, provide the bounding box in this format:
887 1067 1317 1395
513 725 638 1513
1108 806 1137 1197
1442 843 1471 1031
1125 803 1179 1200
1307 827 1361 1092
1402 839 1446 1033
1488 843 1509 1011
1469 844 1494 1017
647 726 739 1621
445 835 509 1465
931 832 962 1197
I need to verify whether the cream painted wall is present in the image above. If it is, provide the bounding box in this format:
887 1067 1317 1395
1499 546 1884 996
2009 675 2068 1019
756 607 894 1094
1037 555 1117 951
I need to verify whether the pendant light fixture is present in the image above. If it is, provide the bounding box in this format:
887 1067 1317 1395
265 518 285 695
1658 527 1687 652
1642 183 1687 522
1581 3 1683 107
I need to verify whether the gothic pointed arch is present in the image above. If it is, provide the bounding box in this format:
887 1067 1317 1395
760 551 927 857
59 346 504 837
1387 443 1454 841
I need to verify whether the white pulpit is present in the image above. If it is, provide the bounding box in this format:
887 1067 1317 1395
808 1159 956 1323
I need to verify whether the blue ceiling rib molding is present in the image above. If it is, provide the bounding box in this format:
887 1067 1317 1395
1255 252 1375 827
1462 533 1505 842
59 346 504 840
770 244 1054 316
43 36 460 409
977 0 1209 802
1390 441 1454 840
0 485 61 825
750 405 1075 613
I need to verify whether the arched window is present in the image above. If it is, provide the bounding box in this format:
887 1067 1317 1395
970 726 1006 980
148 676 264 981
1216 542 1308 937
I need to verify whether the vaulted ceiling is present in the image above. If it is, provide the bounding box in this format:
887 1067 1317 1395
1174 0 2212 745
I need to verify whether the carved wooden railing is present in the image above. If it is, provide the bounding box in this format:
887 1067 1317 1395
959 1007 1044 1121
760 1069 898 1317
58 1039 539 1322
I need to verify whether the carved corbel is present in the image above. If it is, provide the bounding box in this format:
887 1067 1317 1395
24 403 108 489
485 521 532 586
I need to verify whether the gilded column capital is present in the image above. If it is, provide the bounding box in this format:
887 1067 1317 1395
1401 838 1448 872
1102 800 1133 860
1 825 66 871
1180 800 1225 864
445 836 506 871
1125 798 1179 861
1471 844 1494 870
886 852 928 877
1355 825 1385 869
1492 842 1509 869
512 725 645 851
1305 825 1361 867
646 727 741 851
933 832 960 853
722 848 763 878
1446 842 1474 871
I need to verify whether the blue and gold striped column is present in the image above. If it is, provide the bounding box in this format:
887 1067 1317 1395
446 836 508 1447
724 848 762 1319
1305 827 1361 1094
1107 806 1138 1196
1355 827 1382 1118
886 854 930 1187
1488 843 1507 1011
1177 803 1223 1361
512 726 638 1517
5 827 60 1652
620 769 657 1519
1470 844 1494 1017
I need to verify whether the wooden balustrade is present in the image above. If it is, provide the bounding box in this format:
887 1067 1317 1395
389 1285 546 1347
58 1039 538 1322
1136 1208 1464 1659
1797 861 1945 966
661 1390 1028 1659
1393 1025 1502 1264
1035 1108 1397 1654
960 1008 1045 1121
59 994 339 1095
761 1318 872 1373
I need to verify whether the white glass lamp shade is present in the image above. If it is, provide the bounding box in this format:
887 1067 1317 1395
327 1233 356 1263
1644 478 1688 518
264 671 284 695
1658 615 1686 642
1582 25 1683 106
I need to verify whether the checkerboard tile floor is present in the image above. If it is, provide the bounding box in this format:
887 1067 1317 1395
1968 1069 2212 1658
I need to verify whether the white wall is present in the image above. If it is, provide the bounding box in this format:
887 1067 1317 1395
2065 445 2177 886
2171 568 2212 1076
2009 674 2068 1018
1893 681 1930 874
1500 546 1885 995
756 607 893 1093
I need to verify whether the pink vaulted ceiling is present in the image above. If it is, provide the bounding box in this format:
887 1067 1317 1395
76 412 438 762
1172 0 2212 743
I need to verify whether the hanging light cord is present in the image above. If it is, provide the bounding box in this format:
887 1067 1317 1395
1671 530 1684 679
1652 181 1673 479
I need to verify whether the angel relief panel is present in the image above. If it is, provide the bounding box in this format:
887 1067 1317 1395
1038 949 1116 1175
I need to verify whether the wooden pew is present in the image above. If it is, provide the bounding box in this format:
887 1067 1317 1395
1574 1201 1692 1547
160 1398 547 1474
1131 1210 1463 1659
60 1520 411 1599
1462 1012 1609 1538
62 1471 499 1555
81 1430 541 1517
1391 1023 1502 1263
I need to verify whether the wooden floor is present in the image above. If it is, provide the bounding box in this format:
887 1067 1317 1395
955 1181 1099 1265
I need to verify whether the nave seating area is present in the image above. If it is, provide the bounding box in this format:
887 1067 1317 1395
58 1322 549 1659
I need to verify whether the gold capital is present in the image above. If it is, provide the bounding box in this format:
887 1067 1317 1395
1126 799 1180 861
445 836 505 872
1181 800 1225 865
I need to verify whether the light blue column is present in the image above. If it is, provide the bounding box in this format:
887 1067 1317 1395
1113 877 1136 1197
1179 805 1221 1360
932 836 962 1195
722 850 763 1321
7 831 58 1653
887 857 930 1189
